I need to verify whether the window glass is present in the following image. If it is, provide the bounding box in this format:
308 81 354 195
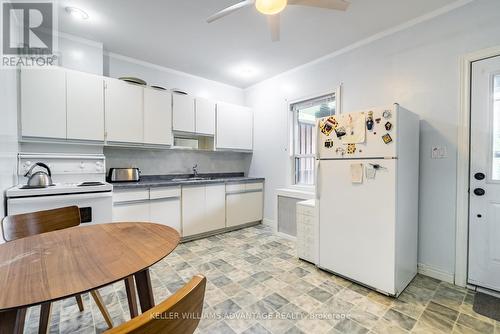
492 75 500 180
292 97 336 185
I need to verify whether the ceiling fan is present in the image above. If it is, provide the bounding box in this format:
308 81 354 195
207 0 350 42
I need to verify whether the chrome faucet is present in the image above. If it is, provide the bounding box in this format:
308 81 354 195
192 164 199 177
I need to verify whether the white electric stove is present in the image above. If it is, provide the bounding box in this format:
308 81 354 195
6 153 113 224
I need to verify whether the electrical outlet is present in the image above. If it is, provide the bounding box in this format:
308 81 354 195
431 146 447 159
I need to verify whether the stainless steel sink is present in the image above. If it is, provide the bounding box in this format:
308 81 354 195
172 177 207 182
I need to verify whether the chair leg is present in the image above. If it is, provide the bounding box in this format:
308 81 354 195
38 302 52 334
90 290 113 329
75 294 84 312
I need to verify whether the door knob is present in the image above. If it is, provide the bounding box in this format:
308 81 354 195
474 188 485 196
474 173 485 180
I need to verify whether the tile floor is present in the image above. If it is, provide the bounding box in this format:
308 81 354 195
23 225 500 334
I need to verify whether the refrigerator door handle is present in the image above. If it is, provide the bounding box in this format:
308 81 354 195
315 160 321 199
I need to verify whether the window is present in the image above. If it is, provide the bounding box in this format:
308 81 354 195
291 92 337 185
492 75 500 180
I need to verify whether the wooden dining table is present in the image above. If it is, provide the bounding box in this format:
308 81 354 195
0 222 180 334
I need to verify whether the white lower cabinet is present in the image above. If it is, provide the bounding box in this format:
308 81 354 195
112 182 263 238
226 183 263 227
182 184 226 237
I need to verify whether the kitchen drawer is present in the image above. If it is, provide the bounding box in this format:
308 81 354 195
226 183 246 193
113 189 149 203
245 182 263 191
150 187 181 200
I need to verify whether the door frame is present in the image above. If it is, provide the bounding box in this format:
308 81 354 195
455 46 500 287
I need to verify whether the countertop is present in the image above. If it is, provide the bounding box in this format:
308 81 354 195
111 172 265 190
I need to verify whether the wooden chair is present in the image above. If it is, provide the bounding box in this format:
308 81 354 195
104 275 206 334
1 206 114 333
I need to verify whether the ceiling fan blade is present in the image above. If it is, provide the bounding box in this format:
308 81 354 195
267 14 280 42
207 0 254 23
288 0 350 11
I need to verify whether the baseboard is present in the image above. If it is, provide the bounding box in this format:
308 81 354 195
418 263 454 283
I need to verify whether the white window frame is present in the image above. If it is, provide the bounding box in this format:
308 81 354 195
287 86 342 189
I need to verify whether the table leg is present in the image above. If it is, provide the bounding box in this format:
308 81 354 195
124 276 139 318
134 269 155 312
0 308 26 334
39 302 52 334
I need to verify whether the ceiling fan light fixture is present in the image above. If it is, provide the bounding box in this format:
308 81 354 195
255 0 287 15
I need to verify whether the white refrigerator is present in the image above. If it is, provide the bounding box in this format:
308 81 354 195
316 104 419 296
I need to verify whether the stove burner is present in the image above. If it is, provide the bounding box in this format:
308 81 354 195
78 182 105 187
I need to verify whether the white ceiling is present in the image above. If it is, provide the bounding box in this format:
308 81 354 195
58 0 461 88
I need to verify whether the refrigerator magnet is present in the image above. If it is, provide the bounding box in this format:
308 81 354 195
375 118 381 124
328 116 339 129
385 121 392 131
335 147 346 156
335 126 347 138
321 122 334 136
324 139 334 148
382 133 393 144
382 110 392 119
347 143 356 154
366 112 374 131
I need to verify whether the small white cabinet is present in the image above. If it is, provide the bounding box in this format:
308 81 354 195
144 88 173 146
195 98 216 135
182 184 225 237
226 182 263 227
112 187 181 234
296 199 317 264
66 70 104 141
21 68 66 139
216 103 253 151
105 78 144 144
172 93 195 133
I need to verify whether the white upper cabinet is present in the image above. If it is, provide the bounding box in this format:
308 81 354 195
216 102 253 151
172 93 195 133
66 70 104 141
21 68 66 139
195 98 216 135
104 78 144 144
144 88 172 146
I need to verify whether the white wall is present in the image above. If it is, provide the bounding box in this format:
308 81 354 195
57 33 104 75
245 0 500 279
104 53 245 105
0 69 19 219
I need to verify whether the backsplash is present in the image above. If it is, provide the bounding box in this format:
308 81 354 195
104 147 252 175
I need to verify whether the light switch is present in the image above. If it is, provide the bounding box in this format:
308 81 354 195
431 146 447 159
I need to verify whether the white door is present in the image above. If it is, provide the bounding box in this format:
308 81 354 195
104 78 143 144
318 159 396 294
66 70 104 141
150 198 181 233
468 55 500 292
195 98 216 135
20 68 66 139
181 186 206 237
144 88 173 146
204 184 226 231
172 93 195 133
216 103 253 151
